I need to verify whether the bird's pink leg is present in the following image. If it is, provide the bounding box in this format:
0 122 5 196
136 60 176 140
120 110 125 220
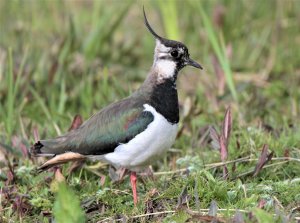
130 171 138 205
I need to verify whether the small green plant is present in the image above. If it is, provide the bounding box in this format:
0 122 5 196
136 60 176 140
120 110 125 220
53 183 86 223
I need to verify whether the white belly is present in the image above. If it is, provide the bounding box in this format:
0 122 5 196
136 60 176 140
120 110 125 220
103 104 178 170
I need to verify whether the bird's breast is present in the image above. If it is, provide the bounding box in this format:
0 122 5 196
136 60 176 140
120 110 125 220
149 78 179 124
103 104 178 170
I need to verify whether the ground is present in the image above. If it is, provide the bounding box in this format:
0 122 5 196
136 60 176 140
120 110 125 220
0 1 300 222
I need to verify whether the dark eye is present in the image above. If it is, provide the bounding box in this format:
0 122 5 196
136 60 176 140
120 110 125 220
171 50 179 58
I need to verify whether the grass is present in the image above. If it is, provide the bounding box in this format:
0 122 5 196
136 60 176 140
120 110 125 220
0 0 300 222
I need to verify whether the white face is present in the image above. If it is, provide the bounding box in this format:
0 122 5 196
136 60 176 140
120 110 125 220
155 40 171 58
153 40 184 81
154 40 185 60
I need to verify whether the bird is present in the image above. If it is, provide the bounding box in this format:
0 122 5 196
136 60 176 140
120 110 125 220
31 8 202 206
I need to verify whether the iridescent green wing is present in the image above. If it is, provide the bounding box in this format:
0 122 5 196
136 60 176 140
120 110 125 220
40 98 154 155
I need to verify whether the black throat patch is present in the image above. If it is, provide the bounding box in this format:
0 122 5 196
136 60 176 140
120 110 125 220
149 78 179 124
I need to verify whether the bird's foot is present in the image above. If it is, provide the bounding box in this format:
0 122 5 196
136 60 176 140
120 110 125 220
109 166 128 183
130 171 138 206
139 165 154 180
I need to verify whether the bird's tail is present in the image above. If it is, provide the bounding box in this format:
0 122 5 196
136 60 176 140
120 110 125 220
31 141 52 157
30 137 86 172
30 136 68 157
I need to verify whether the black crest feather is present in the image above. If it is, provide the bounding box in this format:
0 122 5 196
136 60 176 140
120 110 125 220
143 6 163 40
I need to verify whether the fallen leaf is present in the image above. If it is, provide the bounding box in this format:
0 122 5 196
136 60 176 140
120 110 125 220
257 199 266 209
208 200 218 217
194 180 200 212
184 207 226 223
177 186 189 209
108 166 128 183
33 126 39 142
67 160 85 175
222 165 229 180
12 136 28 157
0 146 7 165
100 175 106 187
213 4 226 28
6 170 14 185
68 115 83 131
253 144 274 177
222 107 232 144
48 60 58 84
233 210 245 223
219 135 227 162
211 55 225 95
209 126 220 150
283 148 290 159
55 168 65 183
186 214 225 223
12 195 32 217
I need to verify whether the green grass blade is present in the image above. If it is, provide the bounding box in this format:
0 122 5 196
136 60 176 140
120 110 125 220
58 78 66 114
29 86 52 121
83 1 133 60
13 47 28 102
219 33 237 101
157 0 179 39
195 2 238 101
5 48 14 137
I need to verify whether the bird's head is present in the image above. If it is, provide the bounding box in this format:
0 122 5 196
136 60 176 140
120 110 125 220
143 8 202 80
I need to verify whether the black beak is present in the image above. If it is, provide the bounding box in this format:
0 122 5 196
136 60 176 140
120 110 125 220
186 58 203 69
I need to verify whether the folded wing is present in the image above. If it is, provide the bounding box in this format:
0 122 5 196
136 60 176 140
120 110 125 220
31 98 154 156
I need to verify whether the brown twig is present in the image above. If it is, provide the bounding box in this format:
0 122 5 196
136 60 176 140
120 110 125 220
153 156 300 176
235 160 289 178
97 208 251 223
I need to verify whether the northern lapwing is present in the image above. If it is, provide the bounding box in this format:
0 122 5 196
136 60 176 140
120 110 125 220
31 8 202 205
